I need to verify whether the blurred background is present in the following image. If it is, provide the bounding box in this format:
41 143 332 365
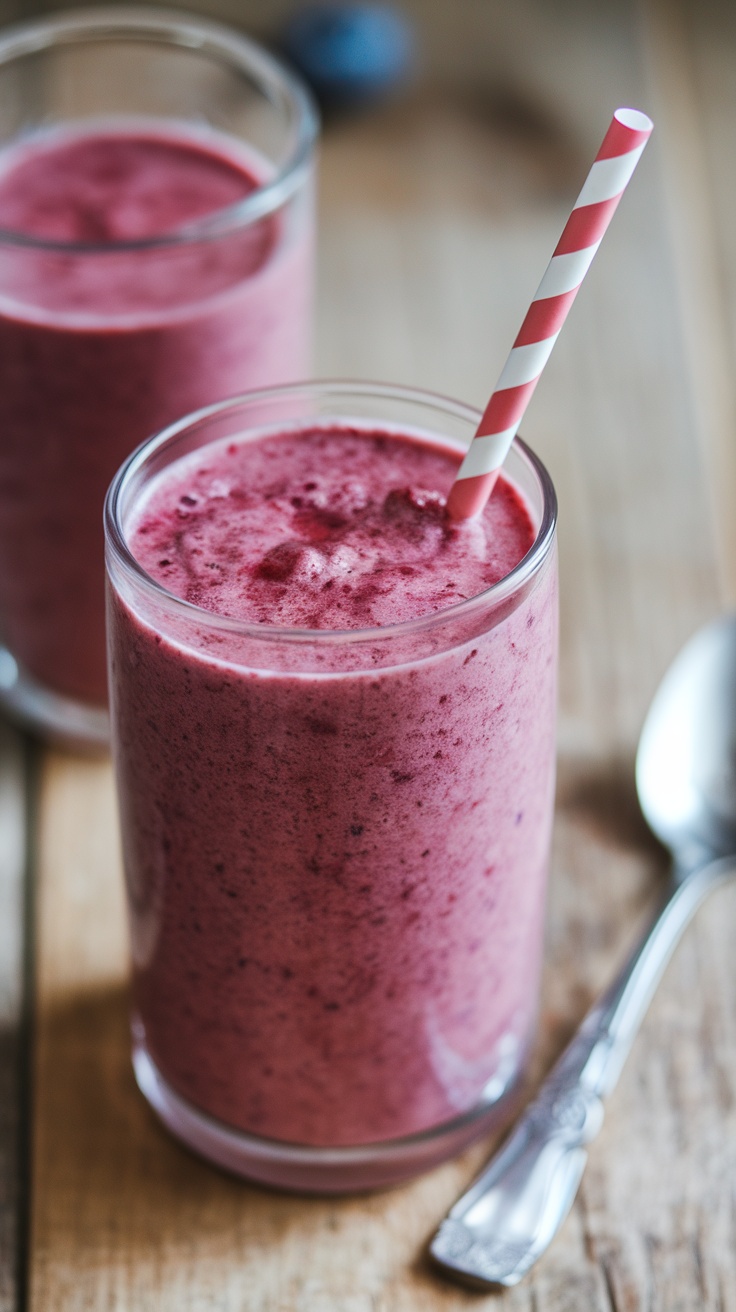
0 0 730 574
0 0 728 623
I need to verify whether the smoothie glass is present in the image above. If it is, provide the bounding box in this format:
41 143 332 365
105 381 558 1192
0 7 317 745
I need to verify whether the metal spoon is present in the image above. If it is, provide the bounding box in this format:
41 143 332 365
429 613 736 1290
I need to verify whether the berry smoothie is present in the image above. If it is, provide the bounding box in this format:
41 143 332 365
0 123 313 711
106 394 558 1179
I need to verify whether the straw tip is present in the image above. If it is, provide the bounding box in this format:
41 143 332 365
614 107 654 134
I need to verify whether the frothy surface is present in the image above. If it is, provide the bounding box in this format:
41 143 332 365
0 128 256 243
0 127 277 319
130 426 536 629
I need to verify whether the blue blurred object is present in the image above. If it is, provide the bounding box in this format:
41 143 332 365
280 4 415 107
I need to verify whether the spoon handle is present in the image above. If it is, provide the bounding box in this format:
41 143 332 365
429 854 735 1290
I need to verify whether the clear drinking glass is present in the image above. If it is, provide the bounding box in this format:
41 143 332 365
105 380 558 1192
0 7 317 745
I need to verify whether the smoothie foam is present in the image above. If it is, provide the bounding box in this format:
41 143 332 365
0 124 312 704
109 422 558 1148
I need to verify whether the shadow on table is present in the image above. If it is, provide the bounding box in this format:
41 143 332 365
34 982 496 1300
533 751 670 1074
32 754 674 1296
36 984 336 1242
555 750 666 860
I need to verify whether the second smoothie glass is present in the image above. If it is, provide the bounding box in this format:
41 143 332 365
105 380 558 1192
0 7 317 745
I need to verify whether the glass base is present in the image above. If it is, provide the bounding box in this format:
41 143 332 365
132 1028 530 1194
0 645 109 749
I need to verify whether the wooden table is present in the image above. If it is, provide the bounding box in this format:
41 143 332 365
2 0 736 1307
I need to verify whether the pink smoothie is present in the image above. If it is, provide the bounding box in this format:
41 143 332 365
0 125 313 705
108 424 558 1148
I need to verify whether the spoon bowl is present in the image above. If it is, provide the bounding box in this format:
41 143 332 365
636 613 736 864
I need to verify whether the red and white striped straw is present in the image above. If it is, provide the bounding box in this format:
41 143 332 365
446 107 653 522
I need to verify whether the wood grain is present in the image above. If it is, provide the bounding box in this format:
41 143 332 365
24 0 736 1308
641 0 736 606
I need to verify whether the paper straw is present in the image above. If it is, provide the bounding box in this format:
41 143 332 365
446 107 653 522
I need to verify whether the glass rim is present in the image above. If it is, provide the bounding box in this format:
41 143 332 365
104 379 558 651
0 4 319 253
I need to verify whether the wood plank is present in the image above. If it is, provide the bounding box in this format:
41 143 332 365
26 0 736 1308
640 0 736 606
